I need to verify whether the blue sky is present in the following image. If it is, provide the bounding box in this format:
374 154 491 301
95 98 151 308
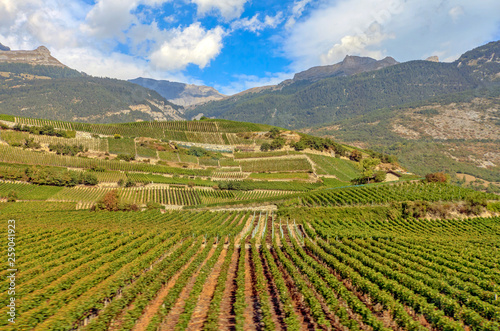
1 0 500 95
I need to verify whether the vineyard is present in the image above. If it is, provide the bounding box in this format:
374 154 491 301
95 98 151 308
3 116 500 331
2 205 499 331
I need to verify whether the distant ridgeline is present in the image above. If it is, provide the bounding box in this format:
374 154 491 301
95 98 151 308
0 62 184 123
189 41 500 129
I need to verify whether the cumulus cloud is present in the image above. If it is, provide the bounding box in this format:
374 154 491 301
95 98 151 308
82 0 138 39
284 0 500 71
150 23 225 71
231 12 283 33
0 0 228 81
320 22 393 65
191 0 248 20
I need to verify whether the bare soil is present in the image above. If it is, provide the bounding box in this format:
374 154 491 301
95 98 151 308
218 247 239 330
131 244 205 331
158 245 218 331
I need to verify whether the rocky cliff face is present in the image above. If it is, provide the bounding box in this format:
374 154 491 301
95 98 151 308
129 77 226 107
292 55 399 82
0 45 66 67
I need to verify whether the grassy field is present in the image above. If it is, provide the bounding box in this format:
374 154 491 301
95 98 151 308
308 154 361 181
108 137 136 155
248 172 310 180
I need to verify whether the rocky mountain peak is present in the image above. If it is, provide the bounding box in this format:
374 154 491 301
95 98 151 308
0 43 10 51
292 55 399 82
129 77 226 107
0 45 66 67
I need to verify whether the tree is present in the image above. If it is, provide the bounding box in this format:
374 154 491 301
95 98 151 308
260 142 270 152
94 190 119 211
124 179 135 187
269 127 280 139
187 146 206 157
293 140 306 151
270 137 285 150
7 191 18 202
425 172 448 183
350 149 363 162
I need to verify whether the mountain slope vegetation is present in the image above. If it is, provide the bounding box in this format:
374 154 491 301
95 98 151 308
0 63 184 123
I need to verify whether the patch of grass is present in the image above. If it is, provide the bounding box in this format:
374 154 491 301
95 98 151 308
0 114 15 122
249 172 310 180
108 137 135 155
136 145 158 158
307 154 361 181
158 151 180 162
1 131 29 145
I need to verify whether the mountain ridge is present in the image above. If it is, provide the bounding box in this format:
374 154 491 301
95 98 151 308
292 55 399 82
129 77 226 107
0 45 66 67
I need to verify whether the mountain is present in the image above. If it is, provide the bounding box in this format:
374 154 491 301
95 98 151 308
0 46 185 123
292 55 398 82
0 45 66 67
188 59 478 128
455 40 500 82
189 41 500 130
0 43 10 51
187 40 500 182
129 77 226 107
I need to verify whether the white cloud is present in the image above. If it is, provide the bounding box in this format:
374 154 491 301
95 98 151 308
320 22 393 65
191 0 248 20
285 0 313 29
449 6 464 22
231 12 283 33
52 47 199 84
284 0 500 71
150 23 225 71
0 0 229 82
82 0 138 39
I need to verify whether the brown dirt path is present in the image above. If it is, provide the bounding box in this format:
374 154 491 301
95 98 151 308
218 246 239 330
186 247 228 330
158 245 218 331
131 244 205 331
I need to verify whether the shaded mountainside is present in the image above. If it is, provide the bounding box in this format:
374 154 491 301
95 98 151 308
189 41 500 130
304 86 500 182
0 63 185 123
189 60 479 128
129 77 226 107
292 55 398 82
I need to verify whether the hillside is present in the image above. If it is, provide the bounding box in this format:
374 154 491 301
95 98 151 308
189 41 500 129
0 62 185 123
1 114 499 331
129 77 226 107
188 40 500 183
188 58 479 128
292 55 399 82
303 86 500 182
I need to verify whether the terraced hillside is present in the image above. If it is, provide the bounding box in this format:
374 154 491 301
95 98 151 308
2 115 499 331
